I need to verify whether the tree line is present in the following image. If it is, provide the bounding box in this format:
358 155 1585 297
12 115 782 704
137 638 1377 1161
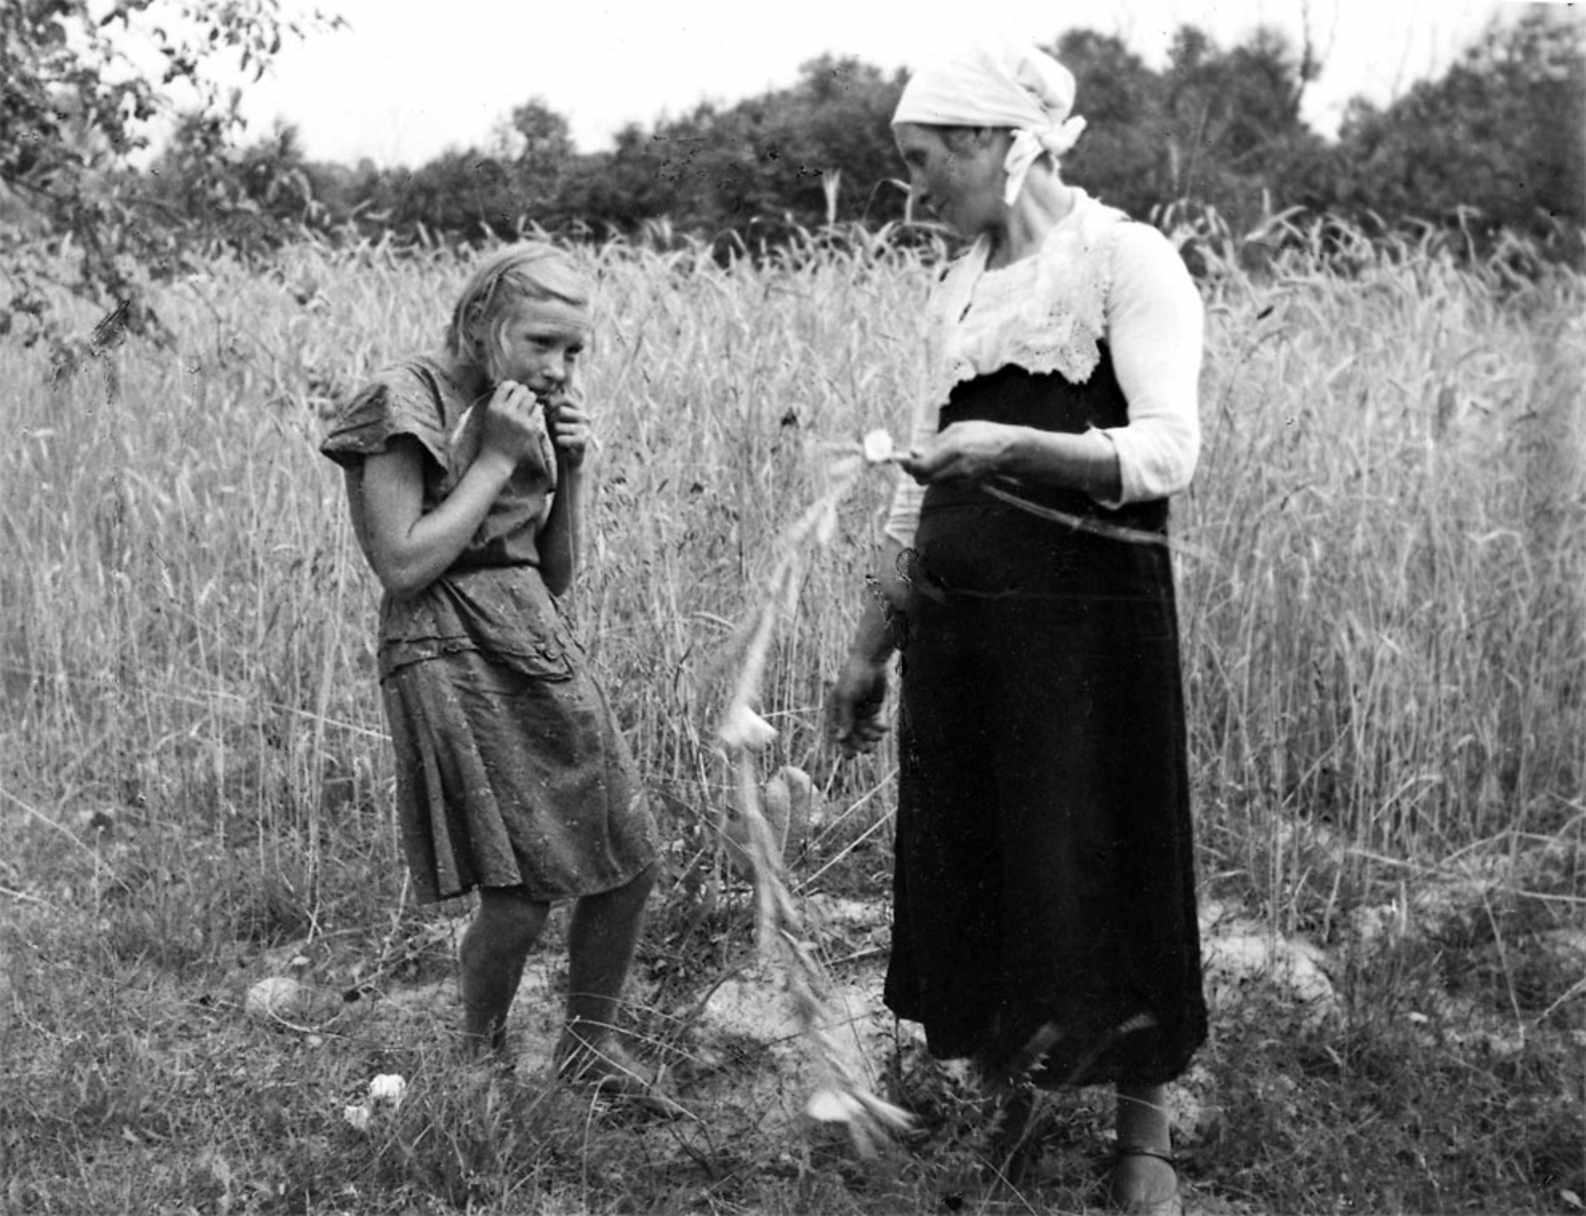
2 2 1582 353
172 12 1583 260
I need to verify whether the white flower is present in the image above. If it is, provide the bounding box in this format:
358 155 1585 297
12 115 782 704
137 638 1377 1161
368 1074 407 1108
861 429 895 464
718 704 778 751
342 1103 372 1132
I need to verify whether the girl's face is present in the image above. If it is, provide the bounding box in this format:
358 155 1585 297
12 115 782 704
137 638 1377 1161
894 122 1005 238
483 297 590 398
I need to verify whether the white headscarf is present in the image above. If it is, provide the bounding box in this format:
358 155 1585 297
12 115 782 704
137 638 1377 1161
892 40 1087 206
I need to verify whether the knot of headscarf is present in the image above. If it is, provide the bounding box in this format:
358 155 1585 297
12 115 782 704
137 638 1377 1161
892 41 1087 206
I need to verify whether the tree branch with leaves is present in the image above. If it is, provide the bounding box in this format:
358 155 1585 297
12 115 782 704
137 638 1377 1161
0 0 341 360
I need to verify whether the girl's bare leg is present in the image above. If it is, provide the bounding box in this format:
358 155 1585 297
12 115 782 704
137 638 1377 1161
1113 1082 1179 1211
557 862 656 1074
459 887 550 1054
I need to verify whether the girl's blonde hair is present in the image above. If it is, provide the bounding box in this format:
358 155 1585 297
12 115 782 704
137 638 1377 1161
445 243 589 381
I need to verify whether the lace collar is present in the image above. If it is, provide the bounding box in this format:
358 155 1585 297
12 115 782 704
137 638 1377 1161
928 188 1128 404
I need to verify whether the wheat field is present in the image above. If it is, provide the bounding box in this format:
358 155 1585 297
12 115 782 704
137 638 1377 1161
2 226 1583 1213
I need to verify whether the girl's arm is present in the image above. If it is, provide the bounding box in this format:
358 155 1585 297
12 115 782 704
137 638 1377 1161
536 395 592 597
536 460 582 596
351 439 513 597
351 380 547 598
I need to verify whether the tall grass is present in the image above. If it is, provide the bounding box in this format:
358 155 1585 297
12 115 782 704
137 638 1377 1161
7 229 1579 884
2 223 1582 1212
1179 227 1585 934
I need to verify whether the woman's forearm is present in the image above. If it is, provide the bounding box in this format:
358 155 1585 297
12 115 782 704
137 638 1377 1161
848 539 910 663
1002 424 1122 502
829 539 910 755
848 595 898 665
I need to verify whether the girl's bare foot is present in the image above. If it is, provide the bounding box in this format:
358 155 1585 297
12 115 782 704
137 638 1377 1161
553 1030 686 1118
553 1031 654 1095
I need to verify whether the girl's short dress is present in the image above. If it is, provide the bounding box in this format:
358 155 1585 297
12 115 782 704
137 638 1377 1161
884 192 1207 1089
322 358 657 903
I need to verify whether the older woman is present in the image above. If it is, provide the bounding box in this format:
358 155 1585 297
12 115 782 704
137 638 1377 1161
828 41 1207 1216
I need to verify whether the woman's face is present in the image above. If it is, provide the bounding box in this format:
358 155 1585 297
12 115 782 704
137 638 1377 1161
894 122 1004 237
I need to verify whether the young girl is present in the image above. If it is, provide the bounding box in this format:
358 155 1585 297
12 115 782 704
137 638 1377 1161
321 243 660 1094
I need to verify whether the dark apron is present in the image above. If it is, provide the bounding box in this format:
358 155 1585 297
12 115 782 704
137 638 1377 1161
885 353 1207 1088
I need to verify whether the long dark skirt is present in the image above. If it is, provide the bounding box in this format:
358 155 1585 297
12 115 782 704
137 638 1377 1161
884 367 1206 1088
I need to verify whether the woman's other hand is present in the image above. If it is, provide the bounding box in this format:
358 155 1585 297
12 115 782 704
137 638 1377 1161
900 420 1012 484
479 380 555 474
828 656 890 757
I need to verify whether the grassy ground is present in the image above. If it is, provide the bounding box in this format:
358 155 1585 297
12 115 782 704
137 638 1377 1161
2 225 1583 1213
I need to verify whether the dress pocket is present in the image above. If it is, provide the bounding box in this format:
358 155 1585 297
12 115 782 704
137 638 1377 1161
496 637 574 682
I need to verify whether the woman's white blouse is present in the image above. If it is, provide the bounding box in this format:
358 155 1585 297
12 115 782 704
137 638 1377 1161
884 189 1204 549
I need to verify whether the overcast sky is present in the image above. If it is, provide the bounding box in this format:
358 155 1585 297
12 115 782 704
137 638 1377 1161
235 0 1530 167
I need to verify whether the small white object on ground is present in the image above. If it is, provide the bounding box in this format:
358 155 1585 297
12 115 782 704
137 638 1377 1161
343 1073 408 1133
244 976 308 1021
368 1074 407 1108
